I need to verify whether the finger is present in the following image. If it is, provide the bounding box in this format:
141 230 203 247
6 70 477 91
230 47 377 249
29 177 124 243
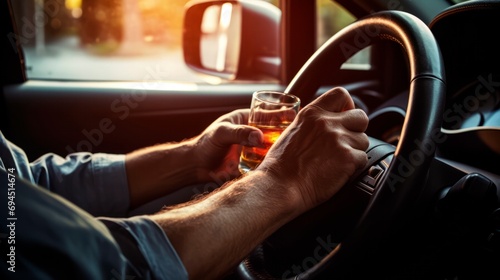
336 144 369 176
340 109 369 133
308 87 355 112
351 148 369 170
343 131 370 152
213 123 264 147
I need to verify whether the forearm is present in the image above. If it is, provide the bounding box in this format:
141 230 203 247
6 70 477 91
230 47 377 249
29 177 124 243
150 170 302 280
125 140 201 209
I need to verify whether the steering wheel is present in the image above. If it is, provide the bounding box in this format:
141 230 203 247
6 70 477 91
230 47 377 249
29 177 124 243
236 10 446 279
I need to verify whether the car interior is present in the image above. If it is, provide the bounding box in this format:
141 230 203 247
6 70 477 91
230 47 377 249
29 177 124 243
1 0 499 279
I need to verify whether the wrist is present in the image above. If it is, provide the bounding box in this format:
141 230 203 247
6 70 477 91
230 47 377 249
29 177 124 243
242 170 306 221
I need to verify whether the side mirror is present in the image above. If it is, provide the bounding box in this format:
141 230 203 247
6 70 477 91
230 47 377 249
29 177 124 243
183 0 281 81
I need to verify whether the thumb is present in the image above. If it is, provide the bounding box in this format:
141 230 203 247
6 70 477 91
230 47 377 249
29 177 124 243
213 123 264 147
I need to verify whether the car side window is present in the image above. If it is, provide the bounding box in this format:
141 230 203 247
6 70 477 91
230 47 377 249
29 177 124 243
10 0 218 83
9 0 362 83
317 0 370 69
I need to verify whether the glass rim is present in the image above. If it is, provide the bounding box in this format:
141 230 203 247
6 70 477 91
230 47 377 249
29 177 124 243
253 90 301 106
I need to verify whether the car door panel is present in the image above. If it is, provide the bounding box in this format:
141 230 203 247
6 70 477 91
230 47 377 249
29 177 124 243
3 81 284 160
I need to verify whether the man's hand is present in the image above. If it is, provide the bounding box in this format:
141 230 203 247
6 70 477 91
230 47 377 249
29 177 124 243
258 87 369 212
189 109 263 183
151 87 369 280
125 109 263 209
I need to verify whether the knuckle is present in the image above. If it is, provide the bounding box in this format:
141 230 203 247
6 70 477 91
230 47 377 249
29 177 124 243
231 125 246 138
336 87 350 100
298 105 319 118
214 123 226 134
316 117 332 132
362 133 370 150
355 108 369 124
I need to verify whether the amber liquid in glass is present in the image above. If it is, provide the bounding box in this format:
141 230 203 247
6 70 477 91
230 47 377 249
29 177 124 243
239 123 289 173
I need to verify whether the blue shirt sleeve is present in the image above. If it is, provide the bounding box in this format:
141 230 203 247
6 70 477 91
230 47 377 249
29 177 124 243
0 130 189 279
99 216 189 280
30 152 130 217
0 130 130 217
0 169 188 280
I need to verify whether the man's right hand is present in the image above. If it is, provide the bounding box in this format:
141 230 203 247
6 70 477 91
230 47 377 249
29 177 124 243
152 87 369 280
257 87 370 213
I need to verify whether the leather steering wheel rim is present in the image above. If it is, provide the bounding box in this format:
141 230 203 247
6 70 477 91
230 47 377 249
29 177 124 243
237 10 446 279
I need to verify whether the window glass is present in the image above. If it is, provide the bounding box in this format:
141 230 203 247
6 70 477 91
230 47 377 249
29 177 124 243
317 0 370 69
10 0 277 83
317 0 355 47
10 0 365 83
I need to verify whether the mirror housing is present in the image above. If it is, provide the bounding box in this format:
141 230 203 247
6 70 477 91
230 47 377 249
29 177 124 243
183 0 281 81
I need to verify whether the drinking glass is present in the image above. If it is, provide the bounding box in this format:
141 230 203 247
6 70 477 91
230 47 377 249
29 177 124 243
238 90 300 174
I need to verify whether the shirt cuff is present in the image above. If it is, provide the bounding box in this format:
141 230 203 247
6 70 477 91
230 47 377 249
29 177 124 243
91 153 130 216
99 215 188 280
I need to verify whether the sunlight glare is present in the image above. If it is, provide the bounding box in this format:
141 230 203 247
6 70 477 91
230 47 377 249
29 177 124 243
216 3 233 71
65 0 81 9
